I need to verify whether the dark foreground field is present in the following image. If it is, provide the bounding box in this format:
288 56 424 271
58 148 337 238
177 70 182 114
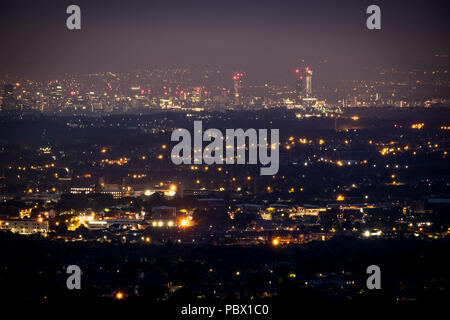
0 232 448 317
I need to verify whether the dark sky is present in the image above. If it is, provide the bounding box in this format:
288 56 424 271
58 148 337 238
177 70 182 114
0 0 449 80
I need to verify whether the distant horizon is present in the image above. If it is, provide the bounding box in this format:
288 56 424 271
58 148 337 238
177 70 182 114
1 59 448 86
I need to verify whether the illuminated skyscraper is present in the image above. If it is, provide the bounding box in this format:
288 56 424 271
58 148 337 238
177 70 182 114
305 67 313 97
233 73 243 105
294 68 303 102
49 82 63 110
294 64 313 101
294 63 316 107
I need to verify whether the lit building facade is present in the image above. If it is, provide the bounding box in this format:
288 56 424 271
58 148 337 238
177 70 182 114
233 73 243 105
0 219 49 234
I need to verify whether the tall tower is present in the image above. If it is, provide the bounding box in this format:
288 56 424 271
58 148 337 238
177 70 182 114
294 68 303 102
233 73 243 105
305 67 313 97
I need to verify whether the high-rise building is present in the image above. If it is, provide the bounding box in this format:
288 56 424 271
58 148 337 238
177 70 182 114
233 73 243 105
305 67 313 97
1 84 16 111
294 64 313 101
49 82 63 110
294 68 304 102
295 62 317 107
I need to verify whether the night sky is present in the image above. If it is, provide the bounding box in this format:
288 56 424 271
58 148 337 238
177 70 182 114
0 0 449 80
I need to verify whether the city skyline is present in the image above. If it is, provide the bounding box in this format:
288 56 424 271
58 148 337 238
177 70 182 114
1 62 449 114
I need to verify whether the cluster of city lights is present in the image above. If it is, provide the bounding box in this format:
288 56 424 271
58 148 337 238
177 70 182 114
150 218 190 228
